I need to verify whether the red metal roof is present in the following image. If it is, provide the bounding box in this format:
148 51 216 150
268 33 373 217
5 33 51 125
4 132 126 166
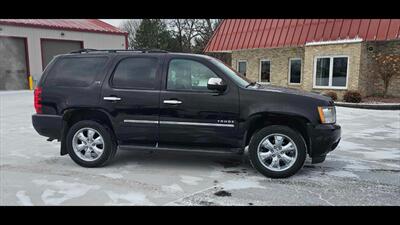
205 19 400 52
0 19 127 35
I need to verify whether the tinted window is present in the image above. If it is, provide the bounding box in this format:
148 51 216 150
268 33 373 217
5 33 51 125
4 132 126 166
167 59 219 91
315 56 348 87
315 58 330 86
289 59 301 84
332 57 347 87
238 61 247 76
260 60 270 82
47 57 107 87
112 57 158 89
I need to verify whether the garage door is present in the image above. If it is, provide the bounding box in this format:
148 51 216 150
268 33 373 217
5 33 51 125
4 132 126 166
0 36 29 90
41 39 83 69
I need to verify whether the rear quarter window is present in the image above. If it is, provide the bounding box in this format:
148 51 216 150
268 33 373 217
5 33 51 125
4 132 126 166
111 57 159 90
45 56 108 87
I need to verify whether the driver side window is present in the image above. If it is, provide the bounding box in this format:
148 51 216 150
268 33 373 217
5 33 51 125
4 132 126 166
167 59 219 91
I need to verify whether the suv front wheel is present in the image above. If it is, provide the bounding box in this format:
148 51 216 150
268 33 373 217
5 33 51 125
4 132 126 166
66 120 117 167
248 125 307 178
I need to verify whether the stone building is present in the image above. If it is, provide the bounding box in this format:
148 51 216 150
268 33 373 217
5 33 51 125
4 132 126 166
205 19 400 99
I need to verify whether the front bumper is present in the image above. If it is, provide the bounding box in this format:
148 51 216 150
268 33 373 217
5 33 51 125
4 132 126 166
32 114 63 140
307 123 341 163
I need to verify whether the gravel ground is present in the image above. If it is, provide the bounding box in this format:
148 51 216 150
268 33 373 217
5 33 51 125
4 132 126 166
1 90 399 206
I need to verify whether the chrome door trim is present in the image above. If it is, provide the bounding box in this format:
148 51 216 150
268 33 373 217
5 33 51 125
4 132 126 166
163 100 182 104
124 119 158 124
103 96 121 101
123 119 235 127
160 121 234 127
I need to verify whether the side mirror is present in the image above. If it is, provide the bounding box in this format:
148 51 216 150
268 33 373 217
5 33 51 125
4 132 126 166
207 78 227 92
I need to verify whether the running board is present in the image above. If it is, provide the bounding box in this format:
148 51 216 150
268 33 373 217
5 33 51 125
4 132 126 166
118 144 243 155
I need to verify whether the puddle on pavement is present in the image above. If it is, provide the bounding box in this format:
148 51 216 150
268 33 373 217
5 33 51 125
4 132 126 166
214 190 232 197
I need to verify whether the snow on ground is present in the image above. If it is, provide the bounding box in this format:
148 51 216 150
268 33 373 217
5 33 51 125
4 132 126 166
0 91 399 206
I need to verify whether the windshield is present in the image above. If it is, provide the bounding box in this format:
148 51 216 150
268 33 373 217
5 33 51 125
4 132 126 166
209 58 254 87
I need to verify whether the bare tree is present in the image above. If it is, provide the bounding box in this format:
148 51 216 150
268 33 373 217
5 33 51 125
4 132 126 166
120 19 141 49
195 19 221 41
168 19 202 52
166 19 185 51
372 52 400 97
193 19 222 53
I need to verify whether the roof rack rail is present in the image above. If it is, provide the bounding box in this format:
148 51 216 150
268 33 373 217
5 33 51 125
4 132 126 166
69 48 169 54
69 49 98 54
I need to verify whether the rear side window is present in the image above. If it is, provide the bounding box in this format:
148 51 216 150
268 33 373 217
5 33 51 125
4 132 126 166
111 57 159 89
46 57 107 87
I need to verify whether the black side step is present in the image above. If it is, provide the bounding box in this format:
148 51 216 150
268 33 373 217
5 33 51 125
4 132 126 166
118 144 243 155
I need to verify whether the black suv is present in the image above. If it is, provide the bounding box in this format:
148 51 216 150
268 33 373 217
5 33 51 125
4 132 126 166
32 49 341 178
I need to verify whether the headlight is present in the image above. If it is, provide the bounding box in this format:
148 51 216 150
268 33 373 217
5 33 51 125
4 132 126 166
317 106 336 124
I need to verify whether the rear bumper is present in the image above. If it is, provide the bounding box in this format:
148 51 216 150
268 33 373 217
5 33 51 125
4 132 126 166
32 114 63 139
307 123 341 163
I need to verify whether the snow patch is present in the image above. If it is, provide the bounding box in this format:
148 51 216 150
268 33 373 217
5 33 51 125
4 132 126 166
355 148 400 161
356 127 400 140
9 152 30 159
105 191 153 205
180 175 203 185
33 179 100 205
343 161 372 170
16 191 33 206
208 168 224 179
221 178 265 190
337 140 371 151
326 170 359 179
161 184 183 193
102 173 123 179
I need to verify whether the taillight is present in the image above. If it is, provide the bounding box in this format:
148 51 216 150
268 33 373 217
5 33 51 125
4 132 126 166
34 87 42 114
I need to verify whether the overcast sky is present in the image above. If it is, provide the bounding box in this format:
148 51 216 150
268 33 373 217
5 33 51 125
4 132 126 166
100 19 128 28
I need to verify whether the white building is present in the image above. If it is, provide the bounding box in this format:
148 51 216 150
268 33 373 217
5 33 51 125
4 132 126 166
0 19 128 90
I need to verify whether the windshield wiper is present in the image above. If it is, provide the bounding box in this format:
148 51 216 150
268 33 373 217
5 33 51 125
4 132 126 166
245 82 257 88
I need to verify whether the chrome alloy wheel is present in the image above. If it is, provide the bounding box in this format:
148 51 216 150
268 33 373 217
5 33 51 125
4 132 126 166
257 133 298 172
72 127 104 162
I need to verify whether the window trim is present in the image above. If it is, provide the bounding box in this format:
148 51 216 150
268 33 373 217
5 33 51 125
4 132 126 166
288 58 302 85
166 58 223 93
109 56 160 90
313 55 349 90
237 60 247 77
259 59 271 84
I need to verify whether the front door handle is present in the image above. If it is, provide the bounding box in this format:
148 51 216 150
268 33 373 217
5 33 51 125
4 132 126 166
103 96 121 101
163 99 182 105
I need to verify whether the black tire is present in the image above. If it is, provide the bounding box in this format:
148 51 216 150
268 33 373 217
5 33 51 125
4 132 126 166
66 120 117 167
248 125 307 178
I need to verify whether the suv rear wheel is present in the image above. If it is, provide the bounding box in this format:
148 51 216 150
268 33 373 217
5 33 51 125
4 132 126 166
248 125 306 178
66 120 117 167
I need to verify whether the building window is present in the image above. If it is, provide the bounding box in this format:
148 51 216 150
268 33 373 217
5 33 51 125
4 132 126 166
237 60 247 77
259 60 270 83
314 56 348 89
288 58 301 84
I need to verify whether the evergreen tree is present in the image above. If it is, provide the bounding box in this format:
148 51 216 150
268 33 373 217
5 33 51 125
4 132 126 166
134 19 178 51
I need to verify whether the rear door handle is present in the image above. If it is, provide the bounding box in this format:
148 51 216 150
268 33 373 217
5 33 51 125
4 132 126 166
103 96 121 101
163 99 182 105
